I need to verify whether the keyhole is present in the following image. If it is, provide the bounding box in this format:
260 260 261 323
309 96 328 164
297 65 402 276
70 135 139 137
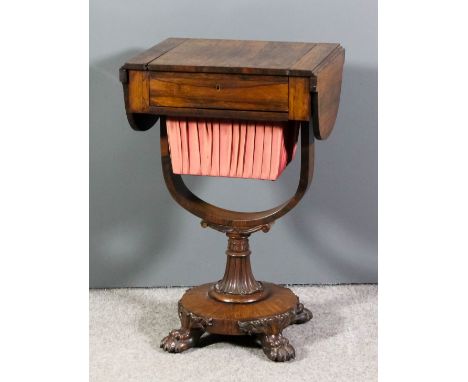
216 84 221 91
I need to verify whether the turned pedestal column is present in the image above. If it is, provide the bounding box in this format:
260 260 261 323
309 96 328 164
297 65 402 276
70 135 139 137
160 228 313 362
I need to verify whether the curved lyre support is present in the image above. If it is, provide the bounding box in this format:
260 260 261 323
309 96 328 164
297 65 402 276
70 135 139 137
159 116 315 231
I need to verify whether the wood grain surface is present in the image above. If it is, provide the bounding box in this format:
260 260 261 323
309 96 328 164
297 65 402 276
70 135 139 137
289 77 310 121
150 72 288 112
128 70 150 113
147 39 316 76
123 38 187 70
312 47 345 139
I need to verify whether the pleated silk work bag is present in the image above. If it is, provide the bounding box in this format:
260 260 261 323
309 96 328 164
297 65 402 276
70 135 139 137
166 117 299 180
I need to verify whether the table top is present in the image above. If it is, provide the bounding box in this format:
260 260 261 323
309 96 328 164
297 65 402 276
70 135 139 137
123 38 343 77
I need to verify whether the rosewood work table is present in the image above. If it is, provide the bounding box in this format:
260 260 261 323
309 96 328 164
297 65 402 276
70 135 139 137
119 38 344 362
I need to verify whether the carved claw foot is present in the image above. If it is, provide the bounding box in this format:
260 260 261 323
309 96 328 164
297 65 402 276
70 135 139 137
160 328 203 353
259 333 296 362
237 301 311 362
291 303 313 325
161 300 213 354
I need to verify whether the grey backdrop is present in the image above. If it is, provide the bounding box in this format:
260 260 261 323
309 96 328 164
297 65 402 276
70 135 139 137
90 0 377 287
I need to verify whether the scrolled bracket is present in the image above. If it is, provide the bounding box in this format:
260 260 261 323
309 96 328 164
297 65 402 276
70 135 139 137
201 220 272 235
177 301 213 330
238 302 312 335
238 309 296 335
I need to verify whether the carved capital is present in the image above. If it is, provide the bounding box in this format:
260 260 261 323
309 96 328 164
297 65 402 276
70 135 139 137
228 236 250 253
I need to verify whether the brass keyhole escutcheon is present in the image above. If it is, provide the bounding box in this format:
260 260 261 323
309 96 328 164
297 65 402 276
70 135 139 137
216 83 221 91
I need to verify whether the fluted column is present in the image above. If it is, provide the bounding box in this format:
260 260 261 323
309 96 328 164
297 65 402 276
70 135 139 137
209 232 268 303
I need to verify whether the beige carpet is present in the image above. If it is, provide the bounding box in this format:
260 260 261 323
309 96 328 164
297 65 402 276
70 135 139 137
90 285 377 382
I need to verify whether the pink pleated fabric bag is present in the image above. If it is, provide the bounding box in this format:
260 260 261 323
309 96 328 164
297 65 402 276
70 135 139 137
166 117 298 180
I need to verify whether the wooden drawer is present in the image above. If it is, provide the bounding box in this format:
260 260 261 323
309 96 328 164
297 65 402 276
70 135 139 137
149 72 289 112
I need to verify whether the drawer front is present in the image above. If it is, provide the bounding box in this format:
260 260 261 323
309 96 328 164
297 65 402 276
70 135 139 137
149 72 289 112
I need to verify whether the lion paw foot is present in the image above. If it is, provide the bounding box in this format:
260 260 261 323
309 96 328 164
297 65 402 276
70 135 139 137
292 303 313 324
160 329 200 353
261 334 296 362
